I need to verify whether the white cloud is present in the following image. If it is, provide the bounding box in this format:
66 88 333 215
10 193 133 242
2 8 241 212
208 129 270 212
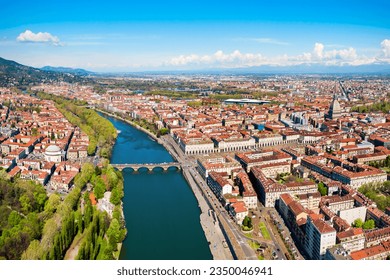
167 41 380 68
169 50 266 67
17 30 61 46
313 43 324 59
381 39 390 57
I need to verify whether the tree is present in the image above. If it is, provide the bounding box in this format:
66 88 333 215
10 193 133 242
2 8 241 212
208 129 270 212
31 127 38 136
93 179 105 199
242 216 253 231
352 218 364 228
110 187 122 206
44 194 61 215
19 194 32 213
21 240 42 260
7 211 21 227
317 182 327 196
106 218 125 251
363 219 375 230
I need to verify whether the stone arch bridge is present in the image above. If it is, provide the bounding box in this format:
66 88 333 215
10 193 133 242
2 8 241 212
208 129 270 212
111 162 181 172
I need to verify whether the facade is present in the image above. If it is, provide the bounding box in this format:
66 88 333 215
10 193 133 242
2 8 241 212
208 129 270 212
207 171 233 199
305 217 337 260
336 228 365 252
338 207 367 225
179 138 215 155
251 167 317 207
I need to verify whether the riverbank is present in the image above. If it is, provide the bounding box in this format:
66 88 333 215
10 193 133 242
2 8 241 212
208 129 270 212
95 108 159 141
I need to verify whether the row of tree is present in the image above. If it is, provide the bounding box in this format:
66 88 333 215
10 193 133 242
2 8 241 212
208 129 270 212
368 155 390 169
351 101 390 114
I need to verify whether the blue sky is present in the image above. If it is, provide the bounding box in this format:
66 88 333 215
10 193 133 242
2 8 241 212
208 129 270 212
0 0 389 71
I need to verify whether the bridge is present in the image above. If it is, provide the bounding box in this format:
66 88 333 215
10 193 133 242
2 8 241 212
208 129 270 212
111 162 181 172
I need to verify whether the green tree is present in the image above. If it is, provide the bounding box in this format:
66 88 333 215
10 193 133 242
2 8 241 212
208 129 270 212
19 194 32 213
363 219 375 230
110 187 122 206
317 182 327 196
242 216 253 231
106 218 125 251
7 211 21 227
93 178 106 199
44 194 61 215
353 218 364 228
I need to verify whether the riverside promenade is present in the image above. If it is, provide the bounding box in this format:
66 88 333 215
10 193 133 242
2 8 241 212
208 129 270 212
158 135 234 260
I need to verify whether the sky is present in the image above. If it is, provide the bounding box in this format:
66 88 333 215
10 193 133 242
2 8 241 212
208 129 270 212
0 0 389 72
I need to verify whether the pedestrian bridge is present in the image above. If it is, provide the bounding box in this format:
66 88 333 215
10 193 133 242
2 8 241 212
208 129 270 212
111 162 181 172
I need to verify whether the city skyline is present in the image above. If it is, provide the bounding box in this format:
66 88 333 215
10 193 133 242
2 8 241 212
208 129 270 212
0 0 389 72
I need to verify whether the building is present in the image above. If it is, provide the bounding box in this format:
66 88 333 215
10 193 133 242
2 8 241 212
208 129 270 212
296 192 321 210
350 240 390 260
227 200 248 225
251 167 317 207
305 216 337 260
235 149 292 172
197 155 242 178
338 207 367 225
207 171 233 200
44 145 64 163
236 171 258 210
326 96 342 120
336 228 365 252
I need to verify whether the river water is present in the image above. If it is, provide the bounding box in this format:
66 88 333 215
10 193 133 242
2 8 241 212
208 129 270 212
99 113 212 260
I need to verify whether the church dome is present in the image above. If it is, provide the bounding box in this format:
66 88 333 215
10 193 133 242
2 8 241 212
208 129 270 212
45 145 61 154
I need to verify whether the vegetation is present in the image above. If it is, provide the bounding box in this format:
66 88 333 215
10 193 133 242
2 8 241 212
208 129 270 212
248 240 261 250
276 173 304 184
131 117 158 135
358 182 390 211
157 128 169 137
37 92 117 158
352 218 376 230
21 163 125 260
145 90 198 99
0 57 87 87
0 175 47 260
242 216 253 231
351 101 390 114
259 222 271 240
187 101 203 108
317 182 328 196
368 156 390 169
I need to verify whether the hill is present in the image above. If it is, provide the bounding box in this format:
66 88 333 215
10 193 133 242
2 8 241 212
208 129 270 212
41 66 94 76
0 57 87 87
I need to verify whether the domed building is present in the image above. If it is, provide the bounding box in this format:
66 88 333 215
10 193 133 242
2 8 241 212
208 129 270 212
44 145 64 163
327 96 342 120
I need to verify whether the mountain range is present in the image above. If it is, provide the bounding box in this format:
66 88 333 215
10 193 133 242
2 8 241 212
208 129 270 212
40 66 94 76
1 56 389 87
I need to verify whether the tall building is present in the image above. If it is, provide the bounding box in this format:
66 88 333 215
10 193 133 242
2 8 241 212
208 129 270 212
305 216 336 260
327 95 342 120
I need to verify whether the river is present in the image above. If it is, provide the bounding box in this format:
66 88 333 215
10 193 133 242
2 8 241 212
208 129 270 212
99 113 212 260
